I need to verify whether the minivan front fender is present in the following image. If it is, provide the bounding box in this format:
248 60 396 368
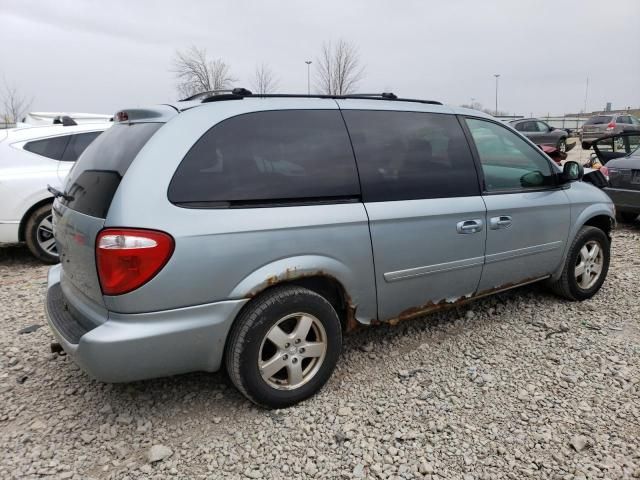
550 199 615 281
229 254 377 326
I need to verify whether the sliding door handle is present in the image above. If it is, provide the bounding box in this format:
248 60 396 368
489 215 512 230
456 219 484 234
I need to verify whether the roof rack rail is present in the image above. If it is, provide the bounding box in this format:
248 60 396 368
52 115 78 126
180 88 253 102
197 89 442 106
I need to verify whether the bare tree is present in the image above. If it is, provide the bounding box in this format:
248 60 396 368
252 63 279 94
315 39 365 95
171 46 237 99
1 79 32 124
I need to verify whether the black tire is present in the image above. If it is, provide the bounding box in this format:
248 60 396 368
619 211 638 223
557 137 567 153
225 285 342 408
581 141 591 150
24 204 59 264
548 226 610 301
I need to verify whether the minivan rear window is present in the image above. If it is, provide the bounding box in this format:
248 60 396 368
168 110 360 207
61 123 161 218
584 116 613 125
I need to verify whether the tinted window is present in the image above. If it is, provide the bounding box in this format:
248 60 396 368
466 118 554 192
24 135 70 160
62 123 161 218
168 110 359 206
61 131 102 162
585 115 613 125
519 121 538 132
343 110 479 201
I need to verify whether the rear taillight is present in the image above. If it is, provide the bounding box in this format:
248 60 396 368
599 165 609 177
96 228 174 295
606 121 616 131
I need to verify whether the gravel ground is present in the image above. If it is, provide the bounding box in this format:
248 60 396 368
1 224 639 480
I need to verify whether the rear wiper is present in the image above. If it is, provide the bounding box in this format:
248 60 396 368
47 185 74 202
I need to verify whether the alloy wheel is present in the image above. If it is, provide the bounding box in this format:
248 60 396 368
37 214 58 257
258 312 327 390
574 240 603 289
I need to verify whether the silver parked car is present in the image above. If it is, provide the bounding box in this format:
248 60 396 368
581 113 640 149
45 91 615 408
508 118 569 152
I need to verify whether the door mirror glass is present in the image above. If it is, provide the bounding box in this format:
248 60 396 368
562 161 583 182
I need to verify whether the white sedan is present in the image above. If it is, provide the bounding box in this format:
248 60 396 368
0 121 110 262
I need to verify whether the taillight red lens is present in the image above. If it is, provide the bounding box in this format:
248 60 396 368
606 121 616 131
599 165 609 177
96 228 174 295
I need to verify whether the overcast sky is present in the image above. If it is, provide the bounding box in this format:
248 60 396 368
2 0 639 117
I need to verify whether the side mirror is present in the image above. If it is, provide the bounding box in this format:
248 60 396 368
561 161 583 183
548 126 555 132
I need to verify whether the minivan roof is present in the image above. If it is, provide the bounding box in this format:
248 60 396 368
117 92 495 124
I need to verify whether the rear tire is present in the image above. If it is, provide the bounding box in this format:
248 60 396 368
619 211 638 223
548 226 610 301
581 141 591 150
225 285 342 409
25 204 59 264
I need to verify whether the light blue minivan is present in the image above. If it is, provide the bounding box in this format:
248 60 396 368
45 90 615 408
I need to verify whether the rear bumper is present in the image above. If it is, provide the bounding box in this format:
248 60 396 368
45 265 248 382
604 187 640 213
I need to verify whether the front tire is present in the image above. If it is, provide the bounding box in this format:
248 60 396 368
548 226 610 301
225 286 342 408
25 204 59 264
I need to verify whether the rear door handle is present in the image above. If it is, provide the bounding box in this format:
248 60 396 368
456 219 484 234
489 215 512 229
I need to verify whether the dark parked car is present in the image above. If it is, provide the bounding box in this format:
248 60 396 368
581 113 640 149
509 118 569 153
595 132 640 222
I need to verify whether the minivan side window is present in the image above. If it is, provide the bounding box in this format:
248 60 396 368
24 135 70 160
466 118 554 192
342 110 479 202
61 131 102 162
169 110 360 206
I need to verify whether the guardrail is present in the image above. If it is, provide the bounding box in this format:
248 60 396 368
0 122 16 129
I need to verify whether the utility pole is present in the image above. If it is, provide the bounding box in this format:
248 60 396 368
494 74 500 116
305 60 312 95
583 76 589 114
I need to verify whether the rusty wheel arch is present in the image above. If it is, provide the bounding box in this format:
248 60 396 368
243 273 358 332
